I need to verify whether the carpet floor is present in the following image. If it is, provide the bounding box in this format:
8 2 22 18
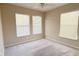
5 39 79 56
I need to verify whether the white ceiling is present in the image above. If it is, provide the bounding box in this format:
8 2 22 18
11 3 67 12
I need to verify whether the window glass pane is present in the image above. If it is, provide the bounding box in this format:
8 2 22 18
15 13 30 37
59 11 78 40
32 16 42 34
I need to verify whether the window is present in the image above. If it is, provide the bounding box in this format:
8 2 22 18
32 16 42 34
15 13 30 37
59 11 79 40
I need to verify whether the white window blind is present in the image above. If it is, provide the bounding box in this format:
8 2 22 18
32 16 42 34
59 11 79 40
15 13 30 37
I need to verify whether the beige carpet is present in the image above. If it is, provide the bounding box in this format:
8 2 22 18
5 39 79 56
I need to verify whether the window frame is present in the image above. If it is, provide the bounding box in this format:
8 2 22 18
15 13 30 37
59 11 78 40
32 16 42 35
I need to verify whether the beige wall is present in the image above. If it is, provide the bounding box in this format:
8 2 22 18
0 9 4 55
45 3 79 49
0 4 45 47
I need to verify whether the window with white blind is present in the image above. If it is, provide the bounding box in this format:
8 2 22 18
32 16 42 34
59 11 79 40
15 13 30 37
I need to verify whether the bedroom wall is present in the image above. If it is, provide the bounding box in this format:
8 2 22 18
45 3 79 49
0 9 4 55
0 4 45 47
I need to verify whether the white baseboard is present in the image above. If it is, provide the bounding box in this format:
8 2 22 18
5 34 44 48
5 38 43 48
46 35 79 50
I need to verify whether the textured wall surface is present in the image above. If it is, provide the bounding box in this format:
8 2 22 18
0 9 4 55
